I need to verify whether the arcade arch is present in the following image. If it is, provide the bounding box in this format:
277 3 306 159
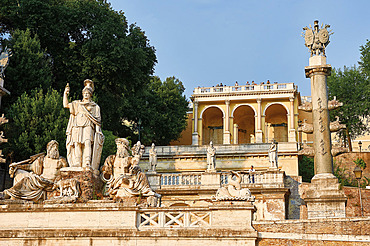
201 106 224 145
232 105 256 144
264 103 288 142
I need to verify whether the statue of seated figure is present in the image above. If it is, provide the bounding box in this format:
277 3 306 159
1 140 68 202
101 138 160 204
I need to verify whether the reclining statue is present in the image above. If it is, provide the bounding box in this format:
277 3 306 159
1 140 68 202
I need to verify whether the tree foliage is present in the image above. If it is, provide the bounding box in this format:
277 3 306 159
0 0 190 151
4 88 69 161
298 156 314 182
0 0 158 138
327 66 370 140
137 76 189 146
2 29 53 108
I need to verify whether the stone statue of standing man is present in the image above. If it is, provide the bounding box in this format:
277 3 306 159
206 141 216 172
268 140 278 169
63 79 104 171
149 143 157 172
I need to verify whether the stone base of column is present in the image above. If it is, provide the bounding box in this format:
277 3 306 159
303 173 347 219
192 132 199 145
256 130 263 143
223 131 231 144
288 129 296 142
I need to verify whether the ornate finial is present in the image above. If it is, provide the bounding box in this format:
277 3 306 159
302 20 333 57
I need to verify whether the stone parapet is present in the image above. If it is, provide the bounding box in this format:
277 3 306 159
0 201 257 245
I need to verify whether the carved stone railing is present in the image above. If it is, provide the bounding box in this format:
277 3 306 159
142 142 298 158
138 210 211 228
161 173 202 186
148 169 285 190
192 83 297 95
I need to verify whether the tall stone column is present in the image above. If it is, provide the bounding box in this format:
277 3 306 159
192 101 200 145
305 60 333 175
288 96 297 142
301 20 346 219
256 98 263 143
223 100 231 144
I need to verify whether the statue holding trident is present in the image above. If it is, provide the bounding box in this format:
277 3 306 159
63 79 104 171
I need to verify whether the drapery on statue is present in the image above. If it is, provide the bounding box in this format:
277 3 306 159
101 138 160 204
63 79 104 170
1 140 68 202
206 141 216 172
149 143 157 172
302 20 333 57
268 140 278 168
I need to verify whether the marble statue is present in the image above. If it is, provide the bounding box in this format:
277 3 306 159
302 20 333 57
213 171 254 201
63 79 104 170
101 138 160 205
268 140 278 168
0 46 11 79
1 140 68 202
149 143 157 172
206 141 216 172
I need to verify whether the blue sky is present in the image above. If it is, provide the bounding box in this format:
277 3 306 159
109 0 370 98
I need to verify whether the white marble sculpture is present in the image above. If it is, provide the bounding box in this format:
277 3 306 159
206 141 216 172
213 171 254 201
268 140 278 168
149 143 157 172
101 138 160 205
1 140 68 202
63 79 104 170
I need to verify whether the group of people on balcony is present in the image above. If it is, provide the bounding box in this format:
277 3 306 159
212 80 280 87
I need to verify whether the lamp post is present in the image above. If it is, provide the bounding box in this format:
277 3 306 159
358 141 362 153
353 166 364 216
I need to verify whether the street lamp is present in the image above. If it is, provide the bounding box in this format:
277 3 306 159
353 166 364 216
358 141 362 153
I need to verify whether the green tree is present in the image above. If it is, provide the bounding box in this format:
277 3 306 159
4 88 69 161
133 76 189 146
1 0 157 139
327 66 370 147
298 156 314 182
2 29 53 107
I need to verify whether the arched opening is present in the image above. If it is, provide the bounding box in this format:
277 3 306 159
265 104 288 142
233 105 255 144
202 107 224 145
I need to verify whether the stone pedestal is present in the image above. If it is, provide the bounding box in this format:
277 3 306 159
288 129 296 142
49 167 104 202
146 172 161 191
202 172 221 189
223 131 231 144
192 132 199 145
256 130 263 143
303 173 347 219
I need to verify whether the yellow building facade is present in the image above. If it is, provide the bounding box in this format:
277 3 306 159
190 82 300 145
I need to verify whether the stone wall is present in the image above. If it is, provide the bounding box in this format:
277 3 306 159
254 217 370 245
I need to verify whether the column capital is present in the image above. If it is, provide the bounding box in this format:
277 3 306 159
257 98 262 103
305 64 332 78
225 100 230 105
193 101 199 107
289 96 295 102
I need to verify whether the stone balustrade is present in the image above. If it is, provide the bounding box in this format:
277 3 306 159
192 83 297 95
148 169 285 190
142 142 298 157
